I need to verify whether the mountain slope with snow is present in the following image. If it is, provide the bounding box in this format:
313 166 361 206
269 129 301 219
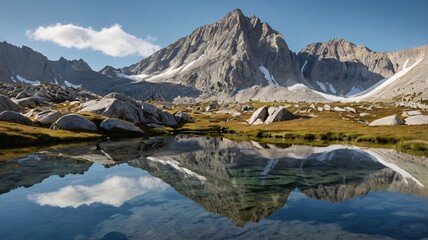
297 39 428 97
0 41 118 94
120 9 302 97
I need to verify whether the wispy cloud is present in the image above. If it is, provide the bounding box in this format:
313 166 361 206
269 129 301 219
26 23 160 57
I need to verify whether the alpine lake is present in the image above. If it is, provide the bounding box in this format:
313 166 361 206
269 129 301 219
0 135 427 240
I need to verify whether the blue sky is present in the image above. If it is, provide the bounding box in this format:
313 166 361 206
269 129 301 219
1 0 427 70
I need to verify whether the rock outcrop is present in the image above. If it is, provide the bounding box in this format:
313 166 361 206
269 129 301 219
50 114 97 131
0 83 99 104
100 118 144 134
0 94 21 112
174 111 194 123
0 111 34 126
33 110 62 125
404 115 428 125
264 107 295 124
79 93 178 126
368 115 404 126
248 106 268 124
248 105 295 125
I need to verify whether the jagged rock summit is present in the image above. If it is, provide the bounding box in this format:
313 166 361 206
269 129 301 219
297 38 428 98
122 9 302 97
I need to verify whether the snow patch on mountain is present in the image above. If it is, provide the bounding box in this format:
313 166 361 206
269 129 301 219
346 86 363 97
316 81 327 92
121 55 205 84
16 75 40 85
259 66 279 86
328 83 336 94
300 60 308 74
64 80 82 89
311 57 423 102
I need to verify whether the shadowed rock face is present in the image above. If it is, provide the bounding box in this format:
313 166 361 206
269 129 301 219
297 39 428 96
123 9 302 97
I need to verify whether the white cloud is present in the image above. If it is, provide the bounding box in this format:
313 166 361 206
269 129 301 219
28 175 168 208
26 23 161 57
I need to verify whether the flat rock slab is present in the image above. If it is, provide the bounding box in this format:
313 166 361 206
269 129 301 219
404 115 428 125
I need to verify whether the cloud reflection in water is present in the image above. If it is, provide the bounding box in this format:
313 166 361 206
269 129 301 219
28 175 167 208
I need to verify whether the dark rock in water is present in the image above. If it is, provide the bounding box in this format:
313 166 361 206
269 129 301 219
0 111 34 126
51 113 97 131
0 94 21 112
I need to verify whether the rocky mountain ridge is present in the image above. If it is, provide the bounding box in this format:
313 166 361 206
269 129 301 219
0 9 426 103
122 9 302 97
297 38 428 96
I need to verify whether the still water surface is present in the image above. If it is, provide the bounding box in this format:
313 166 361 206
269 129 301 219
0 136 427 239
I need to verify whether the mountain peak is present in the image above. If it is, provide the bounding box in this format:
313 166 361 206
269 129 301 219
123 9 301 96
227 9 244 17
219 9 247 28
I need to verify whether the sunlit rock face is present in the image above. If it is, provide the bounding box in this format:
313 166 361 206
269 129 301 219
122 9 302 97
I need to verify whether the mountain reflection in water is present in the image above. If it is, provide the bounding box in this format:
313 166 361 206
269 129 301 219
0 135 427 239
128 136 427 226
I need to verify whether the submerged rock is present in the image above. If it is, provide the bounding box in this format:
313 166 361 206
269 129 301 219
51 114 97 131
